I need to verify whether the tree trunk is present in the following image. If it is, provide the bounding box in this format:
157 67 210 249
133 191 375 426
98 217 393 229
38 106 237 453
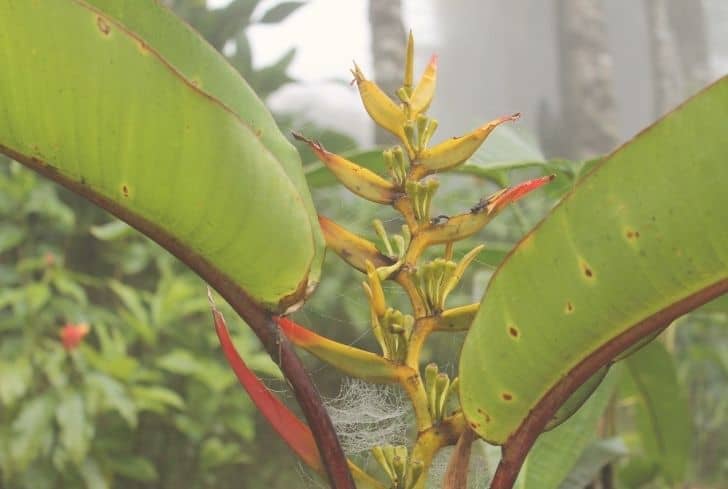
554 0 619 160
644 0 684 117
666 0 711 89
368 0 406 145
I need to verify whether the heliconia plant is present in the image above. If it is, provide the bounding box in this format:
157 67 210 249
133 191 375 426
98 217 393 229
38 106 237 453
203 32 545 486
283 33 558 486
221 34 725 488
1 3 726 488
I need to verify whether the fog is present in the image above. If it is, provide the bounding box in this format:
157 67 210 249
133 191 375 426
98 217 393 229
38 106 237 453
226 0 728 159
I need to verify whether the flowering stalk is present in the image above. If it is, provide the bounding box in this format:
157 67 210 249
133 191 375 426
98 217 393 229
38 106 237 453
288 34 554 488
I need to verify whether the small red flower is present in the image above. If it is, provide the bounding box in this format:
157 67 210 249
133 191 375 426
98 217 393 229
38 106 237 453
60 323 90 350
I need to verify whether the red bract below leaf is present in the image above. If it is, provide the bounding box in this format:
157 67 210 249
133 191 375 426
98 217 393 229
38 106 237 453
209 299 323 472
60 322 89 350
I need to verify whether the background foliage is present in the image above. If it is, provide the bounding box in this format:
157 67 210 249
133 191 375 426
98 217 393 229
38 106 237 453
0 156 285 489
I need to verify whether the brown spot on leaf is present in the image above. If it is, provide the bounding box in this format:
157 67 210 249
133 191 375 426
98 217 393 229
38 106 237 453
97 16 110 35
566 301 574 313
501 392 513 401
578 257 595 280
508 325 520 338
477 409 492 422
579 258 594 279
121 184 129 198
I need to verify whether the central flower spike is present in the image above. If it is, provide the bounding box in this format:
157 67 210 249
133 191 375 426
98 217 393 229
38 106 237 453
282 32 556 487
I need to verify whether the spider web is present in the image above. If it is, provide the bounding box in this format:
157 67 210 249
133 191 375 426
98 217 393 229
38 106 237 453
324 377 410 455
426 440 495 489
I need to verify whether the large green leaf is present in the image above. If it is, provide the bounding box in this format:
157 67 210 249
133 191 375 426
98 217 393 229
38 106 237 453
621 340 690 484
0 0 323 311
460 77 728 445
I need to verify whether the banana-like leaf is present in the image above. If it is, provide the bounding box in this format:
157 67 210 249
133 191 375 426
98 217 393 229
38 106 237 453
557 437 628 489
621 340 690 484
0 0 323 312
460 77 728 446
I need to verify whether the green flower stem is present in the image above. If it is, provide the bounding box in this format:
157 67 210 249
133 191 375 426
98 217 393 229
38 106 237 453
400 369 433 432
444 241 454 260
394 271 428 319
393 196 420 235
405 317 438 369
404 234 430 268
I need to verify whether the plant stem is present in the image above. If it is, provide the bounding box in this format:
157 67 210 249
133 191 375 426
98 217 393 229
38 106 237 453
395 271 428 318
443 428 475 489
409 413 467 489
406 317 438 368
400 368 433 431
393 196 419 233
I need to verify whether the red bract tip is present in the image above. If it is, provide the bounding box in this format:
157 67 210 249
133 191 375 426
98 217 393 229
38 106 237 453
275 316 317 344
429 54 438 68
60 322 90 350
490 175 555 211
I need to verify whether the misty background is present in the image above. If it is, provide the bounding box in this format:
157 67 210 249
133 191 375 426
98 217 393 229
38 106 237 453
220 0 728 160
